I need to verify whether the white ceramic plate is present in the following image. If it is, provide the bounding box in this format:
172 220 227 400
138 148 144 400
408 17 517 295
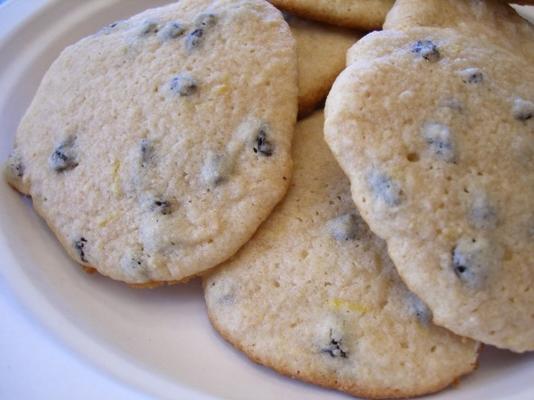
1 1 533 399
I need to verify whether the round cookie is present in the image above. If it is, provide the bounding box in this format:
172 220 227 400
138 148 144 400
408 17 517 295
4 0 297 285
270 0 394 30
383 0 534 63
325 27 534 352
204 112 480 399
286 14 362 118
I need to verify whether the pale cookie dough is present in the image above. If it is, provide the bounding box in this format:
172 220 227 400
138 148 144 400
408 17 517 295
204 112 480 399
325 27 534 352
4 0 298 285
383 0 534 63
270 0 394 30
286 14 362 117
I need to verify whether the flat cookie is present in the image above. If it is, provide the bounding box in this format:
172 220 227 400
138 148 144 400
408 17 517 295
270 0 394 30
325 27 534 352
350 1 534 67
4 0 297 285
286 14 361 117
204 112 479 399
383 0 534 62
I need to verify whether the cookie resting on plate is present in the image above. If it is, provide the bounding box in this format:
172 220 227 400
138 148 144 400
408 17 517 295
4 0 298 286
325 26 534 352
204 112 480 399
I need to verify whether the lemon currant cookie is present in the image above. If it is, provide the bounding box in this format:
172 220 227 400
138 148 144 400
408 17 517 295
325 27 534 352
383 0 534 62
204 112 479 399
4 0 298 285
270 0 394 30
286 14 361 117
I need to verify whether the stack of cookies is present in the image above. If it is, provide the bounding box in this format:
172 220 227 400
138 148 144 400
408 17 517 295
4 0 533 398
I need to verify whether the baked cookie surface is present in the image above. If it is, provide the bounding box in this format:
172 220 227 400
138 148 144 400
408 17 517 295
383 0 534 62
325 27 534 352
286 14 361 117
5 0 297 285
204 112 479 399
270 0 394 30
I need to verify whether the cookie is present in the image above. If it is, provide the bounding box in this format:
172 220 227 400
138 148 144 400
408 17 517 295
383 0 534 62
286 14 361 117
270 0 394 30
4 0 298 285
325 27 534 352
204 112 480 399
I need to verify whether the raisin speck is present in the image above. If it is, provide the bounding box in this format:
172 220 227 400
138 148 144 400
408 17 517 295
452 237 498 289
367 170 403 207
411 40 440 62
512 97 534 121
321 330 348 358
185 28 204 51
99 20 126 35
253 128 274 157
49 136 78 172
120 251 149 278
169 74 198 96
459 67 484 84
74 237 88 263
137 20 159 36
152 198 173 215
140 139 154 167
195 13 217 29
422 122 456 163
158 21 186 41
